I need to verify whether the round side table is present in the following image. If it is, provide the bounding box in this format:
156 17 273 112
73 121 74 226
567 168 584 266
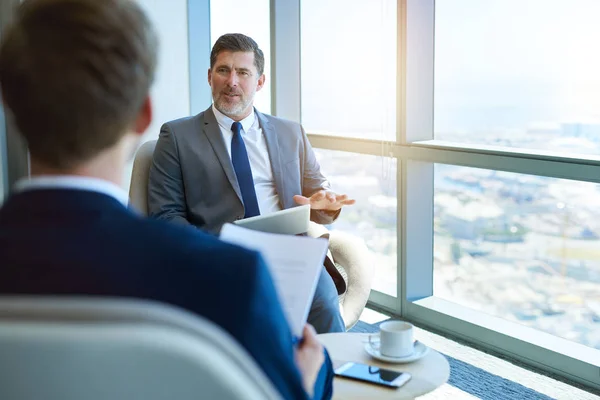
318 333 450 399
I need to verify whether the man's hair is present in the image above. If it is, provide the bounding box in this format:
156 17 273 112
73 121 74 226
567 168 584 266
210 33 264 76
0 0 158 168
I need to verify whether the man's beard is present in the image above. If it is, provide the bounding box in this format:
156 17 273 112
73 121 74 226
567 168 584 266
214 91 254 118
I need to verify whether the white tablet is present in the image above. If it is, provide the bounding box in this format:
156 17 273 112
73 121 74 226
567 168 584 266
233 204 311 235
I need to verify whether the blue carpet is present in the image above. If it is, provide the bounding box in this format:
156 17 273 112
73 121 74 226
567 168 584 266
349 320 557 400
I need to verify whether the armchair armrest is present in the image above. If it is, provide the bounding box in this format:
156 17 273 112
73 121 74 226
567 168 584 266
306 222 373 329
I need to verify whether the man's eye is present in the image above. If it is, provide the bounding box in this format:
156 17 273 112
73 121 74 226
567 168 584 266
239 71 249 76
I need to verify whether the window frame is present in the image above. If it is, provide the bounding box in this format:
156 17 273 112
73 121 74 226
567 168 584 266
272 0 600 390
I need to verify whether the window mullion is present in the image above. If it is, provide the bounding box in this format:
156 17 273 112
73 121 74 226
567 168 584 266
270 0 301 122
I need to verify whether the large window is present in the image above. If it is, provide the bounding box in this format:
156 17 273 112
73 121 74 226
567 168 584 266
210 0 271 114
434 0 600 155
269 0 600 389
300 0 397 140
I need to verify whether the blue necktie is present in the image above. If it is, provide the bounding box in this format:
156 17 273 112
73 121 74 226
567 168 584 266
231 122 260 218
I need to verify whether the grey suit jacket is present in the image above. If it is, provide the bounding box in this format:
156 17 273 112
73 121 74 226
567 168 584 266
148 106 340 234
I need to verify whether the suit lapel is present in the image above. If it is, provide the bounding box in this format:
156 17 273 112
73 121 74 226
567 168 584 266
201 107 243 203
256 110 287 209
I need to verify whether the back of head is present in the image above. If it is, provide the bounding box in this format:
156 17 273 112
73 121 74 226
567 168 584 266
0 0 158 169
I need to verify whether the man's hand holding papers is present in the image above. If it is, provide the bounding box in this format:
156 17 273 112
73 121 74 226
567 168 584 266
295 324 325 397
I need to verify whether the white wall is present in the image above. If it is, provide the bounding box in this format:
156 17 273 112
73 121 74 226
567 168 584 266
124 0 191 191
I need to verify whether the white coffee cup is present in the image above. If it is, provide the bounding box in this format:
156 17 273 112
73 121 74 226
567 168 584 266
369 320 414 358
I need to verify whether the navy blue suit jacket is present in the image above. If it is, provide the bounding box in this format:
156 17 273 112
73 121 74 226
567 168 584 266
0 189 333 400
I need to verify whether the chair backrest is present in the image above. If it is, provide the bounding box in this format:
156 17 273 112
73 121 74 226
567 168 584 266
0 296 282 400
129 139 157 215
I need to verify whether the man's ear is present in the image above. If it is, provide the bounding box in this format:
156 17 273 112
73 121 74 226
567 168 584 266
256 74 266 92
207 67 212 86
133 95 152 136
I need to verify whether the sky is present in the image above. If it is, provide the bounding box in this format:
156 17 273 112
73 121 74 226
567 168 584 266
435 0 600 132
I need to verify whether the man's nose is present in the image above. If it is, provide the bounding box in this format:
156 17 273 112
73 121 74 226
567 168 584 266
226 71 238 87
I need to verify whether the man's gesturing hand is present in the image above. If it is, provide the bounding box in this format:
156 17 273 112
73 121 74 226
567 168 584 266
294 324 325 397
293 190 356 211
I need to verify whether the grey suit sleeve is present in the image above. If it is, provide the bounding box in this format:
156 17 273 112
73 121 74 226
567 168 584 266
148 123 193 226
300 126 342 225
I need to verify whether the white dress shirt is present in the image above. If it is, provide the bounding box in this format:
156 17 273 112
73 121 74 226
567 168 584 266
212 105 281 214
14 175 130 207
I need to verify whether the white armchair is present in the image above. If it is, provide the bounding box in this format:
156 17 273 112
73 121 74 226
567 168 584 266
130 140 373 329
0 296 281 400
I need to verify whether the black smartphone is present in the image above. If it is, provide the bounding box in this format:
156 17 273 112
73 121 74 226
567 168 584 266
334 362 411 389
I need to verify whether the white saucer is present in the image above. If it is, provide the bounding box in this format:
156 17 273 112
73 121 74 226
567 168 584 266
364 341 430 363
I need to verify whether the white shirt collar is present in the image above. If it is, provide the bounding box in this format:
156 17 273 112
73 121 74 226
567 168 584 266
14 175 129 207
212 104 256 134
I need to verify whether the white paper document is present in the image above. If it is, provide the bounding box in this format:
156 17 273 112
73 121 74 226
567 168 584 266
220 223 328 337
